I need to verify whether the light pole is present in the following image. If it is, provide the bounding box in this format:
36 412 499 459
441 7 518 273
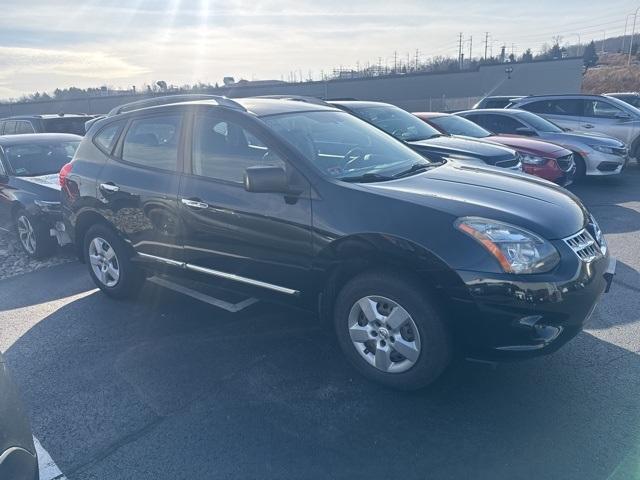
623 13 635 52
570 33 581 56
629 6 640 66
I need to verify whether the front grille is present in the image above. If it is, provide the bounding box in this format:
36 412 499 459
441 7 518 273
556 154 575 172
563 229 603 263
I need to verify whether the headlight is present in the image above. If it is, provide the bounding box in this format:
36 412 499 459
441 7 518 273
455 217 560 274
520 154 549 165
589 214 607 253
591 145 615 155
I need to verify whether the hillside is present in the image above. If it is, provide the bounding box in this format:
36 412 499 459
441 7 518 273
582 53 640 93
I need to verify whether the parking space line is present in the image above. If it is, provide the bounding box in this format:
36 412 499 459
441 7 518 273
34 437 66 480
148 276 259 312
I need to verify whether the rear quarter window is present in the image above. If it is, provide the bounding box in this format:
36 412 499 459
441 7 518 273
93 122 124 155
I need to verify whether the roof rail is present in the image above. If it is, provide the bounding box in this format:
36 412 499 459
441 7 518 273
250 95 330 106
106 94 246 117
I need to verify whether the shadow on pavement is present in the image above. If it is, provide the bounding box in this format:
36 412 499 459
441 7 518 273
5 284 640 480
0 262 93 312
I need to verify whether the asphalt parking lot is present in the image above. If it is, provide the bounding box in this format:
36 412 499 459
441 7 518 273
0 164 639 480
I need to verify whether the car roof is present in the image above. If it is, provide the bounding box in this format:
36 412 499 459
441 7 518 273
514 94 606 101
0 133 82 146
481 95 523 100
458 108 528 115
328 100 393 109
235 97 339 116
2 114 92 120
412 112 450 119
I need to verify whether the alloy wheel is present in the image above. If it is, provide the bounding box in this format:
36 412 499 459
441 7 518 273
347 295 421 373
17 215 36 255
88 237 120 287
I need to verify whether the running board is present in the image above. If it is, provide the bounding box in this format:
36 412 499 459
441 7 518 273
148 276 258 313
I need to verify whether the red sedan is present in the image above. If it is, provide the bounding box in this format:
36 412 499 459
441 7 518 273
413 112 576 185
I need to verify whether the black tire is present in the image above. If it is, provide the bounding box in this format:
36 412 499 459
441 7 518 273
572 152 586 180
14 208 56 259
333 270 452 390
83 223 144 299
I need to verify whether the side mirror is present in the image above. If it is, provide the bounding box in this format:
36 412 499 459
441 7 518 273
615 112 632 120
244 166 289 193
515 127 537 136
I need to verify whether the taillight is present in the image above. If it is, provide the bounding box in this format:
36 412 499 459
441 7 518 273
59 162 72 187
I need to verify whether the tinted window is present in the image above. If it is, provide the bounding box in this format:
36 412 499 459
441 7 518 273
94 122 123 154
429 115 492 138
352 105 441 141
585 100 626 118
43 117 92 135
122 115 182 171
514 111 563 133
483 99 512 109
0 158 6 175
15 121 35 134
4 141 79 176
520 99 584 116
192 115 285 183
465 114 524 134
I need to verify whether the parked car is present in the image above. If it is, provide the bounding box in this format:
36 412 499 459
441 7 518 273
61 96 614 390
0 114 95 136
413 112 575 185
508 94 640 160
457 109 629 178
328 101 523 171
472 96 524 109
0 352 39 480
0 134 80 257
605 92 640 109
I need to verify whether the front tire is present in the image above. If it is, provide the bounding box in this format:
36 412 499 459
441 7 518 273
573 152 586 180
14 209 56 259
334 270 452 390
83 224 143 299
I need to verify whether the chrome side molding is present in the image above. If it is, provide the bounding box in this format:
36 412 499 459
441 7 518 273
137 252 299 296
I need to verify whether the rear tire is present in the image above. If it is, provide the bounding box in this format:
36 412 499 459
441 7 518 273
83 224 144 299
333 270 452 390
14 209 56 259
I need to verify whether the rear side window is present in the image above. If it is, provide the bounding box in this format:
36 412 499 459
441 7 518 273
122 114 182 171
520 99 584 116
470 114 524 134
43 117 91 135
3 121 17 135
15 121 35 134
94 122 123 154
484 99 511 109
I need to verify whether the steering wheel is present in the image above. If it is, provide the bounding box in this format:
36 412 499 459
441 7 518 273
343 147 369 170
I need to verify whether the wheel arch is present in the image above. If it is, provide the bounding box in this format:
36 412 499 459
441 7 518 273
315 233 468 323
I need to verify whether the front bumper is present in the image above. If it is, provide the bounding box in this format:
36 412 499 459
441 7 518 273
584 150 628 176
448 252 614 360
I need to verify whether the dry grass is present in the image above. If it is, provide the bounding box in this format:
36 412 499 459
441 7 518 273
583 53 640 93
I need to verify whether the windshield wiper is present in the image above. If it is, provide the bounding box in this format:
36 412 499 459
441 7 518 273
391 162 437 179
340 173 393 183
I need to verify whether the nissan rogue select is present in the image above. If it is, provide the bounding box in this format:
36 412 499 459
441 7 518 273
60 96 615 390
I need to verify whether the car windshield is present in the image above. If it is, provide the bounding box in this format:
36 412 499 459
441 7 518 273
514 111 564 133
4 141 79 176
428 115 492 138
352 105 442 142
262 110 433 182
43 117 92 136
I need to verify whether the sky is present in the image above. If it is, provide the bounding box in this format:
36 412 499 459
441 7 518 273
0 0 637 100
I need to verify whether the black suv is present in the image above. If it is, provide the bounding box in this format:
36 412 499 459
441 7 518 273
61 96 614 389
0 114 95 136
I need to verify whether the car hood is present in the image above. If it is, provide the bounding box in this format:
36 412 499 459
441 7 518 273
483 135 569 157
360 160 587 240
539 131 626 148
408 135 516 162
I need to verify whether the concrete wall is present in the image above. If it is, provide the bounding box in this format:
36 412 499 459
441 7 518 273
0 57 583 117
